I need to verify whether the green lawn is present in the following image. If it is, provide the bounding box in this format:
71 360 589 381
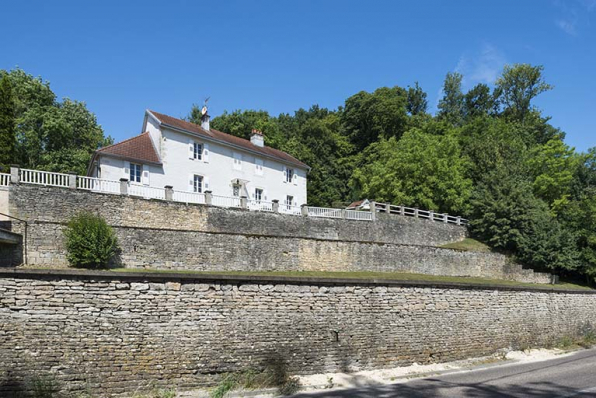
108 268 593 291
440 238 491 252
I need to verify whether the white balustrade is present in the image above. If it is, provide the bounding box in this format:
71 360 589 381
279 205 302 215
0 173 10 186
249 200 274 212
129 183 166 200
307 206 343 219
345 210 373 221
172 190 205 204
212 194 241 208
20 169 70 187
77 176 120 194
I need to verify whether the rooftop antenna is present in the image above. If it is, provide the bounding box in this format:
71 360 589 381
201 97 210 115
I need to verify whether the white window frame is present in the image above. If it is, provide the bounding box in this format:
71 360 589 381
130 163 142 183
232 184 241 197
254 188 263 203
193 142 203 160
285 168 294 183
193 174 203 193
286 195 293 210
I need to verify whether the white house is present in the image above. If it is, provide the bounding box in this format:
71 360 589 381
87 109 309 208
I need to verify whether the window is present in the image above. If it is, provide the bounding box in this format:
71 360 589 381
286 195 293 210
232 184 240 197
130 163 142 183
193 175 203 193
255 188 263 202
193 142 203 160
255 158 263 175
233 152 242 170
285 168 294 183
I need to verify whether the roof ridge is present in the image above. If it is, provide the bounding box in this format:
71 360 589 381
97 131 150 152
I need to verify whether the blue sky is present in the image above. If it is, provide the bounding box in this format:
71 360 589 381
1 0 595 151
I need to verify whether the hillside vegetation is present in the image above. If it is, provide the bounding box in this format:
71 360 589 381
1 64 595 283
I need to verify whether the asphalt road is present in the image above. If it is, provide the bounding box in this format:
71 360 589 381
292 348 596 398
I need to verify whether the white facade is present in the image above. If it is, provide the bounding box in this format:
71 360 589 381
90 110 308 207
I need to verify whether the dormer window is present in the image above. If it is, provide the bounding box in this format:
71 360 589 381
130 163 142 183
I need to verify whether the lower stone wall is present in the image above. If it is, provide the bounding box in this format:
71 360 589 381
0 270 594 397
22 221 551 283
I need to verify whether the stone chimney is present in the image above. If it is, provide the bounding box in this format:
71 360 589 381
201 112 210 131
250 129 264 147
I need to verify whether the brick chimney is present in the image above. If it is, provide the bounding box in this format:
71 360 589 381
250 129 264 147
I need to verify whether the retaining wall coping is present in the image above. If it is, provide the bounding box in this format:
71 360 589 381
0 268 593 295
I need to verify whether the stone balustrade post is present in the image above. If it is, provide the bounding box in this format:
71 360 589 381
341 209 346 219
272 199 279 213
164 185 173 201
205 190 213 205
240 196 248 209
400 206 405 216
68 172 77 189
370 201 376 221
119 178 129 195
10 165 19 184
443 213 448 223
456 216 461 226
301 204 308 216
429 210 434 221
414 208 419 218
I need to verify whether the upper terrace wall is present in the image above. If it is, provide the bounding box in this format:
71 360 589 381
8 184 467 246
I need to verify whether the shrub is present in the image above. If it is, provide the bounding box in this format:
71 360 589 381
63 212 118 268
29 374 62 398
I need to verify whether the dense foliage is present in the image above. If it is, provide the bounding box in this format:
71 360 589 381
64 212 118 268
196 64 596 283
0 68 112 174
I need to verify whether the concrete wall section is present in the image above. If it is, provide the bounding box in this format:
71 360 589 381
0 271 593 396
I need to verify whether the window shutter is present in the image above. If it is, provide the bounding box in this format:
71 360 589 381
189 140 194 159
293 171 298 185
188 174 194 192
204 176 210 191
282 166 287 182
142 169 150 186
124 165 130 179
203 143 209 163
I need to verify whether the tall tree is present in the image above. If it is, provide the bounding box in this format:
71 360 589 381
351 129 472 214
437 72 465 126
342 86 409 151
495 64 553 123
0 74 16 170
406 82 428 116
464 83 496 119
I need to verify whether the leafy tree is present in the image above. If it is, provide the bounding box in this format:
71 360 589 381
0 74 16 170
2 68 110 174
63 212 118 268
351 129 472 214
407 82 428 116
342 86 409 151
527 136 580 214
464 83 497 119
437 72 465 126
206 109 285 149
495 64 553 123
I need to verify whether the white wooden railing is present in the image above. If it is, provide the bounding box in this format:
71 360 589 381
6 168 469 224
172 190 205 204
376 203 468 225
212 194 241 208
129 183 166 200
0 173 10 187
20 169 70 187
77 176 120 194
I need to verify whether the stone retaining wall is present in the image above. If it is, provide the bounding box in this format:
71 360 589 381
6 185 552 283
0 270 593 396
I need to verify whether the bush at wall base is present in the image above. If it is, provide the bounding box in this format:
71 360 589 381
63 212 118 269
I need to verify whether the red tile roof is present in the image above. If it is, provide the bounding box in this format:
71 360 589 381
148 110 309 169
97 132 161 164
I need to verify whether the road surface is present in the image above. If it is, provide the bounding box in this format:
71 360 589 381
292 348 596 397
